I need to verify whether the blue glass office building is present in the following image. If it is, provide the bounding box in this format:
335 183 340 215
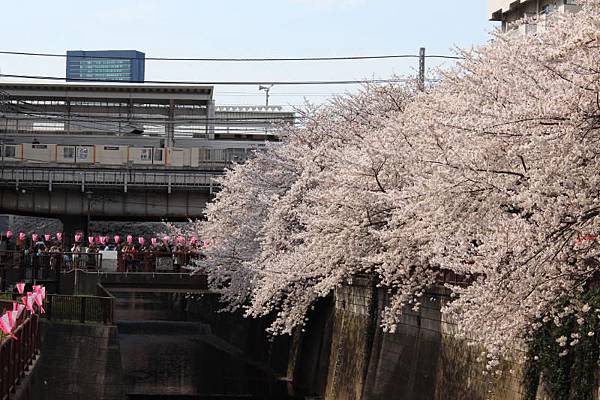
66 50 145 82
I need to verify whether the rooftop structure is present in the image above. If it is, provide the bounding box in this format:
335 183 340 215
66 50 145 83
0 82 213 147
0 82 295 146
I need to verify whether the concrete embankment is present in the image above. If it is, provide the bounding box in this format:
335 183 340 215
31 320 125 400
287 275 525 400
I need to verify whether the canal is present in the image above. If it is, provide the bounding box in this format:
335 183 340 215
112 291 292 400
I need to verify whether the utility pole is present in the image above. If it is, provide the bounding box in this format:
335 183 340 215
418 47 426 92
259 85 273 108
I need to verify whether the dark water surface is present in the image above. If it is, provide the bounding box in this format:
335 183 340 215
113 291 290 400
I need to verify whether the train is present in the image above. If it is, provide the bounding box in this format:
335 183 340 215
0 141 266 169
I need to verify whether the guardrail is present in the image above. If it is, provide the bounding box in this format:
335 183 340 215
0 305 39 400
0 292 114 325
0 249 202 274
118 251 201 273
0 166 222 192
45 294 114 325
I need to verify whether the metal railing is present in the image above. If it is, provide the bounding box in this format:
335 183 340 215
117 251 202 273
0 292 114 325
0 166 221 191
0 309 39 400
45 294 114 325
0 251 102 268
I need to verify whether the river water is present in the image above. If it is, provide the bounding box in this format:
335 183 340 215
113 291 291 400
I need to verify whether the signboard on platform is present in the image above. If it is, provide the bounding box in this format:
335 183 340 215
155 257 174 272
100 250 118 272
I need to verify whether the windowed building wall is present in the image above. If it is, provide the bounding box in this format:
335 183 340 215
489 0 580 32
66 50 145 83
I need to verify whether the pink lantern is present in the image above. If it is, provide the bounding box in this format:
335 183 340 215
74 233 82 242
5 231 13 239
16 282 25 294
103 236 110 245
177 236 184 245
126 235 133 244
88 236 94 245
0 312 16 340
190 236 197 245
33 293 44 314
32 233 38 242
138 237 145 246
162 235 170 244
151 237 157 246
44 234 51 242
18 232 26 241
12 303 24 328
114 235 121 244
23 293 35 314
56 232 62 241
95 236 102 245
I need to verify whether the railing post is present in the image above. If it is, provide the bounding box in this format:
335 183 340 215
46 295 52 320
80 296 86 323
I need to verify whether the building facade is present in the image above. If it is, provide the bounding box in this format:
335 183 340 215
66 50 145 83
489 0 580 31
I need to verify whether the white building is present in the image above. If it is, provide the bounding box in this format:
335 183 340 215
489 0 580 32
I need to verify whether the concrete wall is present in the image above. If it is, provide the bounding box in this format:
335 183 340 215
0 188 209 221
288 277 525 400
325 275 377 400
286 296 334 398
32 320 124 400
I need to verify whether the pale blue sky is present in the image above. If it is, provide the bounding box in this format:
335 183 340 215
0 0 497 107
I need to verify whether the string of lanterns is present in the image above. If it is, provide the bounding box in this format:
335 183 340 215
2 231 214 248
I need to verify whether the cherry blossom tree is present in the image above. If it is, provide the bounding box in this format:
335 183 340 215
183 0 600 364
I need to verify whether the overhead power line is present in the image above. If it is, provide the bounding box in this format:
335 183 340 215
0 50 462 62
0 73 431 86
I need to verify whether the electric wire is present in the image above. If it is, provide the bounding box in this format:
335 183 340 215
0 73 434 86
0 50 463 62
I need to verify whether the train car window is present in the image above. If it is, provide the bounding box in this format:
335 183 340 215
77 147 90 160
154 149 163 161
140 149 151 160
63 147 75 159
2 146 16 158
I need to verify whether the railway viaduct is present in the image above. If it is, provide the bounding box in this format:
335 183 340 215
0 164 216 242
0 82 294 241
